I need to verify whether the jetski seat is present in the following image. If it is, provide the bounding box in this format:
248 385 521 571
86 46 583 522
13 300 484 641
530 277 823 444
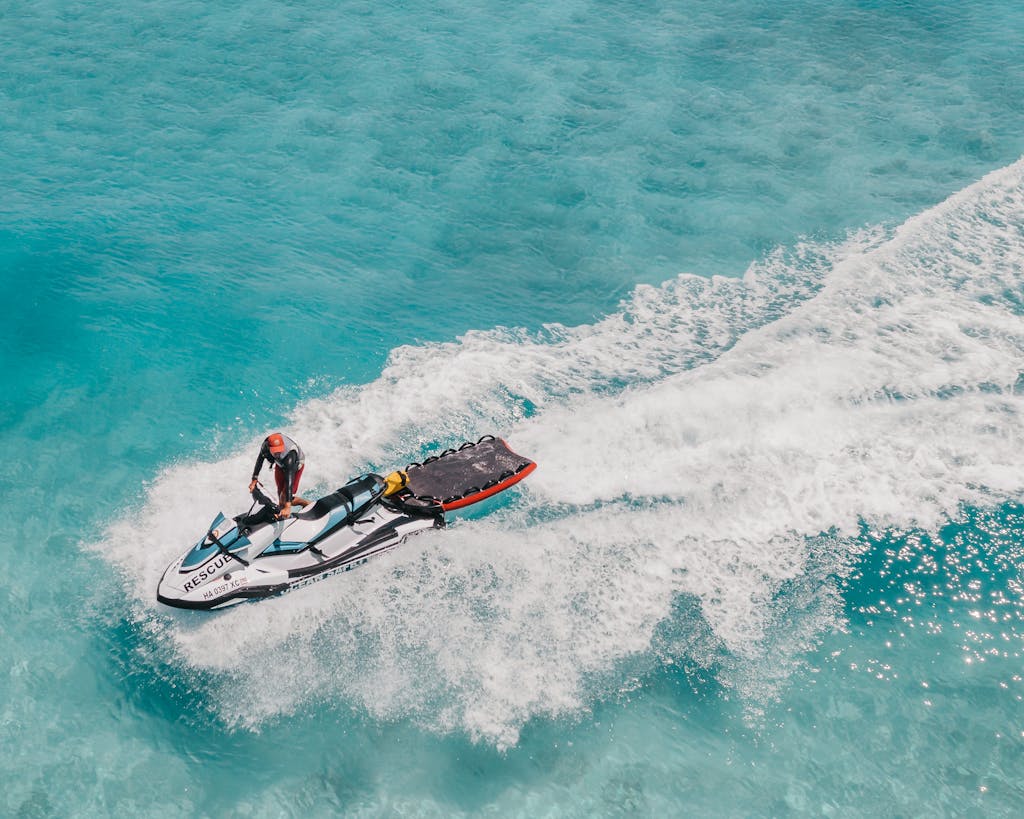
296 491 350 521
295 474 387 523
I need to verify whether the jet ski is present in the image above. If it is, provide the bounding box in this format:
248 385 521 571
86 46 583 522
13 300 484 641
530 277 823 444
157 436 536 610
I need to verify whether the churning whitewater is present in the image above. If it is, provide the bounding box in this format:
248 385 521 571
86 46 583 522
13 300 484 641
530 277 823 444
97 159 1024 747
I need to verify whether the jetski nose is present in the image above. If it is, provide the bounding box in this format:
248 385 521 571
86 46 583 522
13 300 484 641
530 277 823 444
156 547 243 609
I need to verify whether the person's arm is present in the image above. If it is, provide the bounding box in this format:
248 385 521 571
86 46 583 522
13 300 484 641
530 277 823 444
249 443 267 491
274 453 300 518
281 456 296 504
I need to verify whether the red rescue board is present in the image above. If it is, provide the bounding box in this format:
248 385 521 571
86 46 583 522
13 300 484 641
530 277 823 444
403 436 536 511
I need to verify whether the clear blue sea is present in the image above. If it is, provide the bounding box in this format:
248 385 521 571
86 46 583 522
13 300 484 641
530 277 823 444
3 0 1024 815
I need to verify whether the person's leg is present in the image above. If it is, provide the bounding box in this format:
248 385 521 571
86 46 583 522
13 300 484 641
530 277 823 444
291 465 310 506
274 466 287 506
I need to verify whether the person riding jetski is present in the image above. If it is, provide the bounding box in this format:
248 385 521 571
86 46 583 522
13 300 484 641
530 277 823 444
248 432 310 518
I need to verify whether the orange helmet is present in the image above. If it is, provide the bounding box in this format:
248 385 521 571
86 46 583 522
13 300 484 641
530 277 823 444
267 433 286 455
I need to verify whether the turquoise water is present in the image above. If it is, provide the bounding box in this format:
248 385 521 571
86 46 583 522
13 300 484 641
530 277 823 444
4 0 1024 814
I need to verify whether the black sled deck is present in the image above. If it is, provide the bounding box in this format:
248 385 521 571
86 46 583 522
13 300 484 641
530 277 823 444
386 436 536 512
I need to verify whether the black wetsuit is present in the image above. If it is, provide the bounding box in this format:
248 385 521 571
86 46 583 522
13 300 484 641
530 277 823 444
251 434 305 503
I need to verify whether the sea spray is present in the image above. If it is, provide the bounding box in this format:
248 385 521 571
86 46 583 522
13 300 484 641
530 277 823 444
97 160 1024 747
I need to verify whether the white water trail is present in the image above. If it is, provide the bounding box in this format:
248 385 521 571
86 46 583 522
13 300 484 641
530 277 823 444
96 159 1024 747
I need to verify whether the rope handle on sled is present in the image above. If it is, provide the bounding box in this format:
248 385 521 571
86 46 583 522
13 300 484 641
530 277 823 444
406 434 497 471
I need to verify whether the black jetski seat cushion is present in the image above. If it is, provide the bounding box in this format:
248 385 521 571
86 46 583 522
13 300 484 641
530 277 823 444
402 436 536 511
296 474 386 522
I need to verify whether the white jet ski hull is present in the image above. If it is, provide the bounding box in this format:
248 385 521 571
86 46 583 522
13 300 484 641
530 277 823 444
157 475 442 609
157 437 536 610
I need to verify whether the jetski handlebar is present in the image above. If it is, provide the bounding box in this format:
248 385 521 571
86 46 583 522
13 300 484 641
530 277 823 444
204 526 250 567
250 484 280 515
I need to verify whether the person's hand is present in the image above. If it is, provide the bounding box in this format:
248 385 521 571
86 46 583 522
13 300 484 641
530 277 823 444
277 503 292 519
248 479 258 492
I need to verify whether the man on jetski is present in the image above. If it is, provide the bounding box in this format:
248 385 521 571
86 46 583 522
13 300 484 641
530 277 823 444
248 432 310 518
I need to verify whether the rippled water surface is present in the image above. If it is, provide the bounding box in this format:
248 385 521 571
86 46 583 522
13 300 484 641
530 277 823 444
3 0 1024 815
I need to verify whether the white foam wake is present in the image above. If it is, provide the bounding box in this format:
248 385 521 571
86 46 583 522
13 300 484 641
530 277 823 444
96 158 1024 746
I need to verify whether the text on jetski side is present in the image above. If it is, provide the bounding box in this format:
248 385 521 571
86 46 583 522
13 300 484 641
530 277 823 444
182 554 232 592
202 576 248 600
